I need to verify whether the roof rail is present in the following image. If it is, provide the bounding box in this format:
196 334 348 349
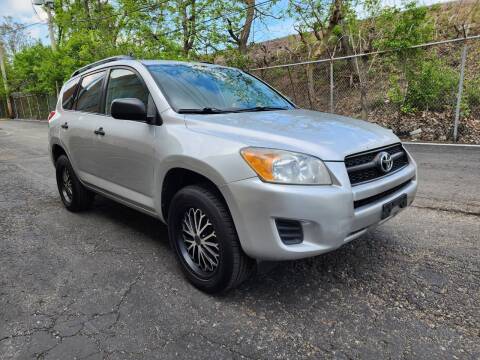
71 55 135 77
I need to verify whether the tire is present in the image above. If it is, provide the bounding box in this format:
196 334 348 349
55 155 94 212
168 184 254 294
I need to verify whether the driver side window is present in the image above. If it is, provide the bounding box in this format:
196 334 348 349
105 68 149 117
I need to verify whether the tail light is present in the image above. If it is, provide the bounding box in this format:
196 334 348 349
47 111 56 122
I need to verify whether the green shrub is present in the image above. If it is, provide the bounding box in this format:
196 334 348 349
464 78 480 109
387 59 458 113
223 50 252 70
386 74 416 114
405 59 458 111
387 74 403 104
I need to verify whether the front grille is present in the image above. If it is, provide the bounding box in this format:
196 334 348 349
353 179 412 209
275 219 303 245
345 143 409 185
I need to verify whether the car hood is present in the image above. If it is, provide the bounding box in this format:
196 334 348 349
183 109 399 161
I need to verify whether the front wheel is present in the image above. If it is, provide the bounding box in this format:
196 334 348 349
168 185 254 293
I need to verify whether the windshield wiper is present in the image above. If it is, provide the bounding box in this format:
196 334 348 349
235 106 290 112
177 107 234 114
178 106 290 114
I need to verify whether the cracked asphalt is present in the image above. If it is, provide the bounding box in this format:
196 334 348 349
0 119 479 359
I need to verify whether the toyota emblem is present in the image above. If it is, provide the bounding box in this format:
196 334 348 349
378 151 393 173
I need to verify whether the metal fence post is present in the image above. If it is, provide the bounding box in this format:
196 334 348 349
329 60 334 113
454 41 468 142
286 67 298 103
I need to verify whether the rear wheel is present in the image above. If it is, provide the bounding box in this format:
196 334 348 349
168 185 254 293
55 155 94 211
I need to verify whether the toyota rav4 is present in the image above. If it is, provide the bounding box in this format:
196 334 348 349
48 56 418 293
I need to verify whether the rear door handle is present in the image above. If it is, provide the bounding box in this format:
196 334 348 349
61 122 68 129
94 127 105 136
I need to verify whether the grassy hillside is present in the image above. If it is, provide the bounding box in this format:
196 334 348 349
248 0 480 67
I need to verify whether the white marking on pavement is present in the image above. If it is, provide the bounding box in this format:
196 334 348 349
403 142 480 148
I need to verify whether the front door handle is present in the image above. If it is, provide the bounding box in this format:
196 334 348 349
94 127 105 136
61 122 68 129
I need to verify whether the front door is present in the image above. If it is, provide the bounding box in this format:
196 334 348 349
91 67 156 209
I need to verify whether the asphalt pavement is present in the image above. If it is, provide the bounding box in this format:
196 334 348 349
0 119 479 359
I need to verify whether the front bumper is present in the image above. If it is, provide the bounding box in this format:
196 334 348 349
221 155 417 261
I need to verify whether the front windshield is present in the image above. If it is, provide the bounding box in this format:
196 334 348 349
147 63 294 113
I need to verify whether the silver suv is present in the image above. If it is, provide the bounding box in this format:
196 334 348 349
49 56 417 293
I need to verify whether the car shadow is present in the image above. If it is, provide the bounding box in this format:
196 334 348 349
90 195 170 250
89 194 397 303
225 232 398 304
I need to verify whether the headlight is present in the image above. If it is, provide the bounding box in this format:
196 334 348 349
240 147 332 185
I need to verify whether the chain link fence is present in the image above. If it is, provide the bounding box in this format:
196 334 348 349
3 37 480 143
251 36 480 143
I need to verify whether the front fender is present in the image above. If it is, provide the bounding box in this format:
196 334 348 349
153 154 255 222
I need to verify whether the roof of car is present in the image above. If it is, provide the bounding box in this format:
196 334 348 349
140 59 220 67
71 56 226 79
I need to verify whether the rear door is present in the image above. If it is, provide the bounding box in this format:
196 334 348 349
61 70 107 180
91 67 156 209
57 76 80 159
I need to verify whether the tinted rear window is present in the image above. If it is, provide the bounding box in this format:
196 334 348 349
62 78 79 110
76 71 106 113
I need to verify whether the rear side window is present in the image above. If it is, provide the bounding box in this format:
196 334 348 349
61 78 79 110
105 68 148 116
75 71 106 113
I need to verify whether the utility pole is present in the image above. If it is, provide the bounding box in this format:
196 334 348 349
0 41 13 118
32 0 56 50
45 6 57 51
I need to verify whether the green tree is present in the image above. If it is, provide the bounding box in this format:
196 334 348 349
9 43 62 94
286 0 348 106
0 17 33 55
372 2 435 113
340 1 435 117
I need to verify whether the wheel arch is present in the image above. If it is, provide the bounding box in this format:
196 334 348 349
51 143 68 164
160 166 230 222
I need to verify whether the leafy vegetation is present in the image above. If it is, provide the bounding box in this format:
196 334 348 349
406 59 458 112
0 0 479 120
387 59 459 113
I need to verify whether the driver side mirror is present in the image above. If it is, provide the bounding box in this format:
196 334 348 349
111 98 146 121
